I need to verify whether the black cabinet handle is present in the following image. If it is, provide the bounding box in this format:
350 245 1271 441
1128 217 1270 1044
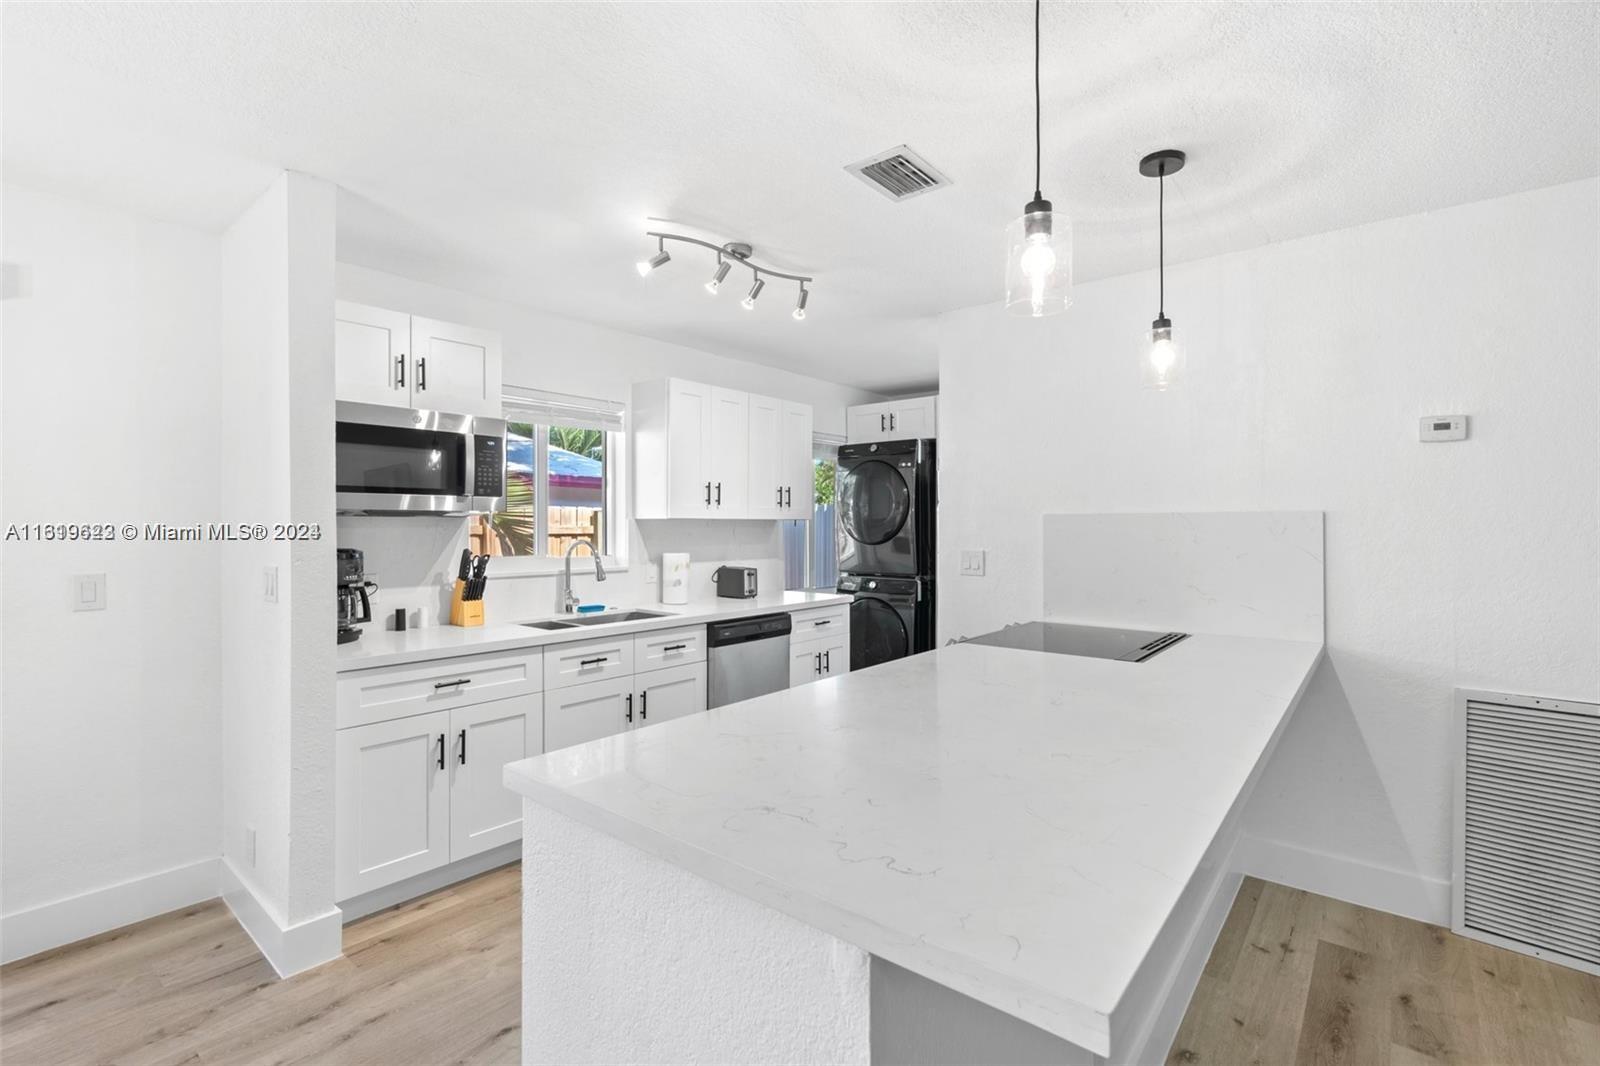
641 691 648 720
785 487 792 508
396 353 406 389
458 728 466 765
880 413 886 432
813 619 831 627
815 652 822 675
890 412 896 432
705 481 712 506
824 649 831 672
579 657 608 667
625 693 633 724
777 486 784 506
663 643 688 652
434 678 471 689
417 356 426 391
715 482 722 506
436 733 445 770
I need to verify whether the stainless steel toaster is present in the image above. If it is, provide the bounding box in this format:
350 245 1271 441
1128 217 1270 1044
713 565 758 599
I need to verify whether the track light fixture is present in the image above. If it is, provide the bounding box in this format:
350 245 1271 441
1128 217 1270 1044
1138 149 1186 390
741 277 765 310
635 231 813 321
705 258 732 294
636 237 671 277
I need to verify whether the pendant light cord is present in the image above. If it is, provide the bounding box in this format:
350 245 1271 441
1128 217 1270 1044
1033 0 1042 199
1158 167 1165 317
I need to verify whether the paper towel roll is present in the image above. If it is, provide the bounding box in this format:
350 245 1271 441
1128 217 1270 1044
661 552 690 605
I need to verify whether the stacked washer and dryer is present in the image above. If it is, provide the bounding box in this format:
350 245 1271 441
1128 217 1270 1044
834 438 936 672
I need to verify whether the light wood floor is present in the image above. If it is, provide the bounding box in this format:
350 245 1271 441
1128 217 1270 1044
0 864 521 1065
4 868 1596 1065
1168 877 1600 1066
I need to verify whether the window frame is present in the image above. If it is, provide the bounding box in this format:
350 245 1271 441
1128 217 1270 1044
475 398 630 576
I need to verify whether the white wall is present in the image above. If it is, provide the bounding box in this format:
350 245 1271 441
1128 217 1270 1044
934 179 1599 919
1 183 223 958
218 172 340 970
335 264 884 627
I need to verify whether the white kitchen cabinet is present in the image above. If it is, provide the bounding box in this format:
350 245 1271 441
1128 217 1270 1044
633 378 814 520
747 393 785 519
545 674 636 752
635 625 706 671
410 316 503 419
545 633 635 691
336 710 452 900
790 605 851 689
448 696 542 860
846 396 938 443
335 301 411 408
333 301 502 418
636 661 707 728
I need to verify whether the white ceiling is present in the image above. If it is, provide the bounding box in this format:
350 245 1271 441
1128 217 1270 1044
6 2 1596 393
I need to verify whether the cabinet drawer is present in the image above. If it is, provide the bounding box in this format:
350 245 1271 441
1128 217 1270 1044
338 648 543 730
791 604 848 643
634 625 706 669
544 634 635 691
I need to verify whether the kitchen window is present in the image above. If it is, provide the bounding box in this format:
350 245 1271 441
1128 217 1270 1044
468 388 627 568
783 438 841 591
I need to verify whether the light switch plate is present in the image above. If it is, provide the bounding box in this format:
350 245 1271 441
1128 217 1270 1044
960 550 986 576
263 566 279 603
72 573 106 611
1419 414 1468 442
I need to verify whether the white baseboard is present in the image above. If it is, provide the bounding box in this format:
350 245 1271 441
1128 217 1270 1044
338 842 520 923
1234 834 1450 926
0 857 220 964
219 858 343 978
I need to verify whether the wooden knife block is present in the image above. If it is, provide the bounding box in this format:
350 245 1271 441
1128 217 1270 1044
449 580 484 627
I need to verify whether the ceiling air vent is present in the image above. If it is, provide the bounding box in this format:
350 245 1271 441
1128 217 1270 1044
845 145 952 202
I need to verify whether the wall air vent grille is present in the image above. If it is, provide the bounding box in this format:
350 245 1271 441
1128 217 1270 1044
845 146 952 202
1454 689 1600 976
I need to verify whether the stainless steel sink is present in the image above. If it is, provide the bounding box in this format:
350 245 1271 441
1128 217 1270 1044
521 610 672 632
566 610 672 626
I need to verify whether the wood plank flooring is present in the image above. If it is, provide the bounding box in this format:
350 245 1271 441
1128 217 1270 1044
0 865 520 1065
4 868 1596 1065
1168 877 1600 1066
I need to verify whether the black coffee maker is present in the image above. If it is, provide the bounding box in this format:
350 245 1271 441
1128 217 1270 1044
337 548 376 644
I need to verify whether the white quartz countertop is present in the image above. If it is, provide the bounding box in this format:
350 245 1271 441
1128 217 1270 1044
336 591 850 673
503 631 1323 1055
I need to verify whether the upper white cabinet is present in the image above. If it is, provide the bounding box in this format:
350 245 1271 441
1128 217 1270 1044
633 379 813 520
334 301 502 419
846 396 937 444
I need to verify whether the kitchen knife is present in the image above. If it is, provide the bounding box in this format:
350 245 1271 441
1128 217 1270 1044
458 548 472 583
470 555 489 600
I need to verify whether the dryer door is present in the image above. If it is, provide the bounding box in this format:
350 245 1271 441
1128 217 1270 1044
850 595 911 670
837 459 916 575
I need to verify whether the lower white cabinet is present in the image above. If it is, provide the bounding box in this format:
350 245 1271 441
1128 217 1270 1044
545 674 635 752
637 661 707 727
789 635 849 686
450 699 541 859
335 709 453 900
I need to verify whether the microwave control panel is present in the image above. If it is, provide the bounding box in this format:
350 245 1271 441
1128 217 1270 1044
473 436 504 496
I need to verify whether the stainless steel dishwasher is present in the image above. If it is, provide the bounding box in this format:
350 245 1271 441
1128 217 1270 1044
706 613 793 708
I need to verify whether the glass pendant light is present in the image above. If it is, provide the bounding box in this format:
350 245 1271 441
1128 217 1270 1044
1138 149 1186 390
1004 0 1071 317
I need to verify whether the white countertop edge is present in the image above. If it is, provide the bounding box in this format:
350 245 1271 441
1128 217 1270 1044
336 592 852 673
503 762 1115 1056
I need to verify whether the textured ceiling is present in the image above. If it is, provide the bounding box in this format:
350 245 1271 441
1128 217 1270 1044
6 2 1597 392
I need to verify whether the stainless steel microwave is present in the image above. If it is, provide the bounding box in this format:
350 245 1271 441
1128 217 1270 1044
335 401 506 515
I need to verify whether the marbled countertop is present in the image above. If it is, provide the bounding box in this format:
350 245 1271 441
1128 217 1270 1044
336 591 850 672
504 630 1323 1055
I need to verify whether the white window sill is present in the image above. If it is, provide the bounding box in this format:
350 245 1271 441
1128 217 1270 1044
481 557 628 578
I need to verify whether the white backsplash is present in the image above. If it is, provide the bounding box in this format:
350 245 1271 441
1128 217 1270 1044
338 515 789 630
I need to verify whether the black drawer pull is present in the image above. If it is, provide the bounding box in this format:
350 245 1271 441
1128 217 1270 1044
812 619 831 627
662 643 688 652
433 678 471 689
579 656 609 667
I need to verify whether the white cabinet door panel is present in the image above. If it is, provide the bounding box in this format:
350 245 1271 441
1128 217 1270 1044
818 634 850 678
666 380 712 517
847 403 888 444
410 316 502 418
890 398 936 439
449 695 540 860
544 675 634 752
335 301 411 408
779 401 814 514
336 710 451 900
709 387 749 516
636 662 706 729
790 643 826 688
746 393 783 519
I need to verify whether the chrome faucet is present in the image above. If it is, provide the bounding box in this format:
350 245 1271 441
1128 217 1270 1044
562 538 606 613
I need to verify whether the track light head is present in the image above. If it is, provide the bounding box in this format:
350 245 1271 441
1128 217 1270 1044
636 238 670 277
741 276 765 310
705 259 732 294
793 287 809 321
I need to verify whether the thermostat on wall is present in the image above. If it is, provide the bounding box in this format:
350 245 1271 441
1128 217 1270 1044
1419 415 1468 442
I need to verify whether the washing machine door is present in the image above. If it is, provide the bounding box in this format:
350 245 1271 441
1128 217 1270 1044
837 459 914 575
851 595 910 670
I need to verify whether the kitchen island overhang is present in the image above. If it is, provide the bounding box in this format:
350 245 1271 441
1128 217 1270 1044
506 632 1324 1063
